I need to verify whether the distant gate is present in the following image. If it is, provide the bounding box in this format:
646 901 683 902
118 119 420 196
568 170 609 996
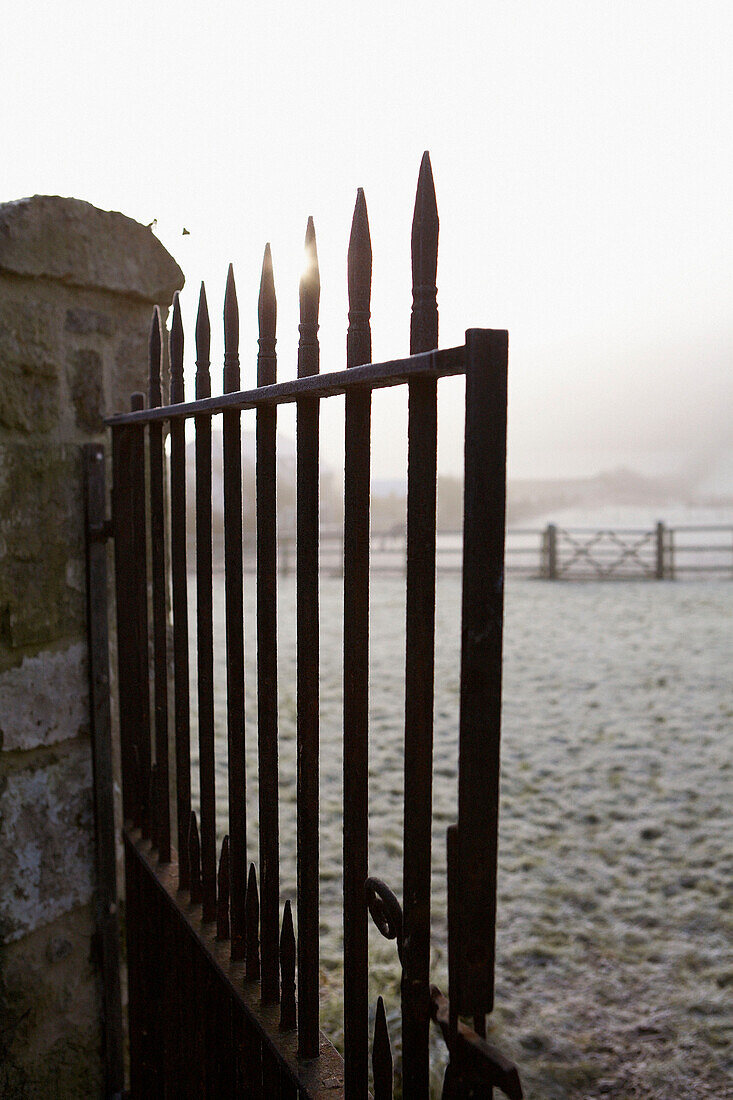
88 154 521 1098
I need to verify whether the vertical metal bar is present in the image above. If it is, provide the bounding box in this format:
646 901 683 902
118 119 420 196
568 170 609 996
223 264 247 958
256 243 281 1005
149 762 159 850
279 900 297 1032
217 835 231 940
124 839 143 1094
245 862 261 982
189 810 203 905
296 216 321 1059
372 996 393 1100
195 283 217 922
342 187 372 1096
402 149 439 1097
148 307 171 861
169 292 192 887
446 824 459 1049
130 390 152 836
83 443 125 1095
456 328 508 1019
111 423 136 824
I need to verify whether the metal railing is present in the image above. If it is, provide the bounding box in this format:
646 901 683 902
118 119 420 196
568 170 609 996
101 154 521 1098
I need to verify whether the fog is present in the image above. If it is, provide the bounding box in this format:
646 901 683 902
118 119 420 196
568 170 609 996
3 0 731 489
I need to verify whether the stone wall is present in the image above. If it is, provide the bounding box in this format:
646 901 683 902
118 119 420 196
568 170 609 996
0 196 183 1096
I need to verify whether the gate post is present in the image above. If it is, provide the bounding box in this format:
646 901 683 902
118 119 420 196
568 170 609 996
0 195 182 1095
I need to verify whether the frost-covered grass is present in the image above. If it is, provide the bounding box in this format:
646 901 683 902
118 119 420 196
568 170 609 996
194 577 732 1098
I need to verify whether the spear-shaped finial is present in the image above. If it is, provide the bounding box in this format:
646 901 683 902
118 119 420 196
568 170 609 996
223 264 240 393
148 306 163 408
169 292 184 405
410 151 439 354
373 996 394 1100
257 243 277 386
189 811 202 905
347 188 372 369
298 217 320 378
245 863 261 981
217 835 230 941
279 900 296 1030
195 282 211 400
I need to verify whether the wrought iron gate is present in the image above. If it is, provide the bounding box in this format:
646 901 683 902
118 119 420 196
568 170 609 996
94 153 521 1098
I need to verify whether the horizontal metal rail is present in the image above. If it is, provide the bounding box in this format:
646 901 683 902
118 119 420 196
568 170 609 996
105 346 465 426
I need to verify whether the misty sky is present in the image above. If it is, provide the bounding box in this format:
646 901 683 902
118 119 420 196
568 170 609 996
3 1 731 485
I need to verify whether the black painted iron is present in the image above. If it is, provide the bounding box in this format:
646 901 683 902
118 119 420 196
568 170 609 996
106 154 515 1098
296 216 321 1061
168 291 191 889
222 264 247 960
343 186 373 1096
194 283 217 924
256 242 281 1006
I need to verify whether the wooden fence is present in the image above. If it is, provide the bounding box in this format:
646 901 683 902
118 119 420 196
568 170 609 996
92 154 522 1098
267 522 733 580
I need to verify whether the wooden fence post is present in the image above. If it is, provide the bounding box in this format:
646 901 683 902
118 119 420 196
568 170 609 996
547 523 558 580
655 521 666 579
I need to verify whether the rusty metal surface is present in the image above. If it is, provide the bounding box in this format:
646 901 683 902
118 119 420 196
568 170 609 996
129 391 151 838
111 421 136 826
110 153 516 1099
430 988 522 1100
147 307 171 861
123 830 345 1098
455 330 509 1020
402 149 440 1097
256 242 281 1007
296 215 322 1060
372 996 393 1100
194 282 217 924
105 344 466 425
343 186 373 1096
168 292 191 888
223 264 248 960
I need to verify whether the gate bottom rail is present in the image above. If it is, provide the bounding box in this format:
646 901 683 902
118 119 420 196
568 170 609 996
123 829 344 1098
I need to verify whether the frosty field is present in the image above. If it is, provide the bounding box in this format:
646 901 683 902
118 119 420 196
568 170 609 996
191 575 732 1098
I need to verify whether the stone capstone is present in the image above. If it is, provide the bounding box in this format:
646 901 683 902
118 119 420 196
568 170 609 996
0 195 184 304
